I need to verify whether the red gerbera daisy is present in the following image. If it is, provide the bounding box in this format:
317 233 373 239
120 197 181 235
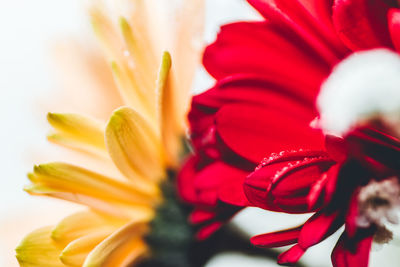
178 0 400 259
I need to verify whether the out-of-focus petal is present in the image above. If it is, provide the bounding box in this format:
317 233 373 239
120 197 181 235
16 226 64 267
250 226 302 247
389 8 400 51
332 0 395 50
83 221 149 267
331 233 372 267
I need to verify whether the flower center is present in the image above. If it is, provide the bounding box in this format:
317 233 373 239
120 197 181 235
357 177 400 243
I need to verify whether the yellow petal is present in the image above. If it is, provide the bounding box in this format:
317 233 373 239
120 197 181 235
110 62 155 123
83 221 149 267
156 51 180 166
60 230 111 267
24 184 154 220
16 226 64 267
105 107 165 184
29 162 159 206
170 0 205 129
47 113 106 156
51 211 126 245
119 17 157 107
90 7 122 61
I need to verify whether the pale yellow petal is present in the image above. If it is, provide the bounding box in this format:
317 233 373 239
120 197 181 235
24 185 154 221
90 7 122 61
16 226 64 267
60 230 111 267
83 221 149 267
156 51 180 166
170 0 205 129
51 211 126 245
110 62 155 123
105 107 165 184
47 113 106 156
119 17 157 107
29 162 159 206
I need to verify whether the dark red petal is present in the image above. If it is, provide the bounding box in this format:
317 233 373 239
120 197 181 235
177 156 199 204
331 233 372 267
277 244 305 265
218 180 250 207
203 21 330 90
189 209 216 224
247 0 348 62
216 103 325 163
325 134 349 162
332 0 395 50
244 151 333 213
345 189 360 238
307 172 329 209
298 211 343 249
251 226 302 248
389 8 400 51
196 221 223 240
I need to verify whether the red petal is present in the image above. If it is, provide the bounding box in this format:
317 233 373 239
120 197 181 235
298 210 343 249
332 0 395 50
189 209 216 224
250 226 302 248
177 156 199 204
196 221 223 240
203 21 330 91
331 233 372 267
345 190 360 238
247 0 348 62
277 244 305 265
244 151 333 213
389 8 400 51
216 103 325 163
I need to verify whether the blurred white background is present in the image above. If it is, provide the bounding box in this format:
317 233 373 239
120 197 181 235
0 0 398 266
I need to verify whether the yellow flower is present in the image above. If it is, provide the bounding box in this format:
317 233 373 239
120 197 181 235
15 1 204 266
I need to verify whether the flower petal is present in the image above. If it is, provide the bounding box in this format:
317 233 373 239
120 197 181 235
105 107 165 187
16 226 64 267
389 8 400 51
247 0 348 62
215 103 325 163
203 21 330 91
47 113 106 156
331 233 372 267
332 0 395 50
60 230 111 267
82 221 149 267
51 211 126 245
298 211 343 249
277 244 305 265
244 150 332 212
250 226 301 248
156 51 181 166
28 162 159 206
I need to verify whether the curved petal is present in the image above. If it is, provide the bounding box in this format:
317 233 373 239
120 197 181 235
331 233 372 267
389 8 400 51
203 21 330 90
332 0 395 50
244 150 333 212
216 103 325 163
105 107 165 192
247 0 348 61
250 226 302 248
16 226 64 267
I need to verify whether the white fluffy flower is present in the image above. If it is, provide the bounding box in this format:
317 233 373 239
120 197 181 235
317 48 400 136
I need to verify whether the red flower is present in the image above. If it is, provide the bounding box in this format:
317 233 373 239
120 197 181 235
178 0 400 258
